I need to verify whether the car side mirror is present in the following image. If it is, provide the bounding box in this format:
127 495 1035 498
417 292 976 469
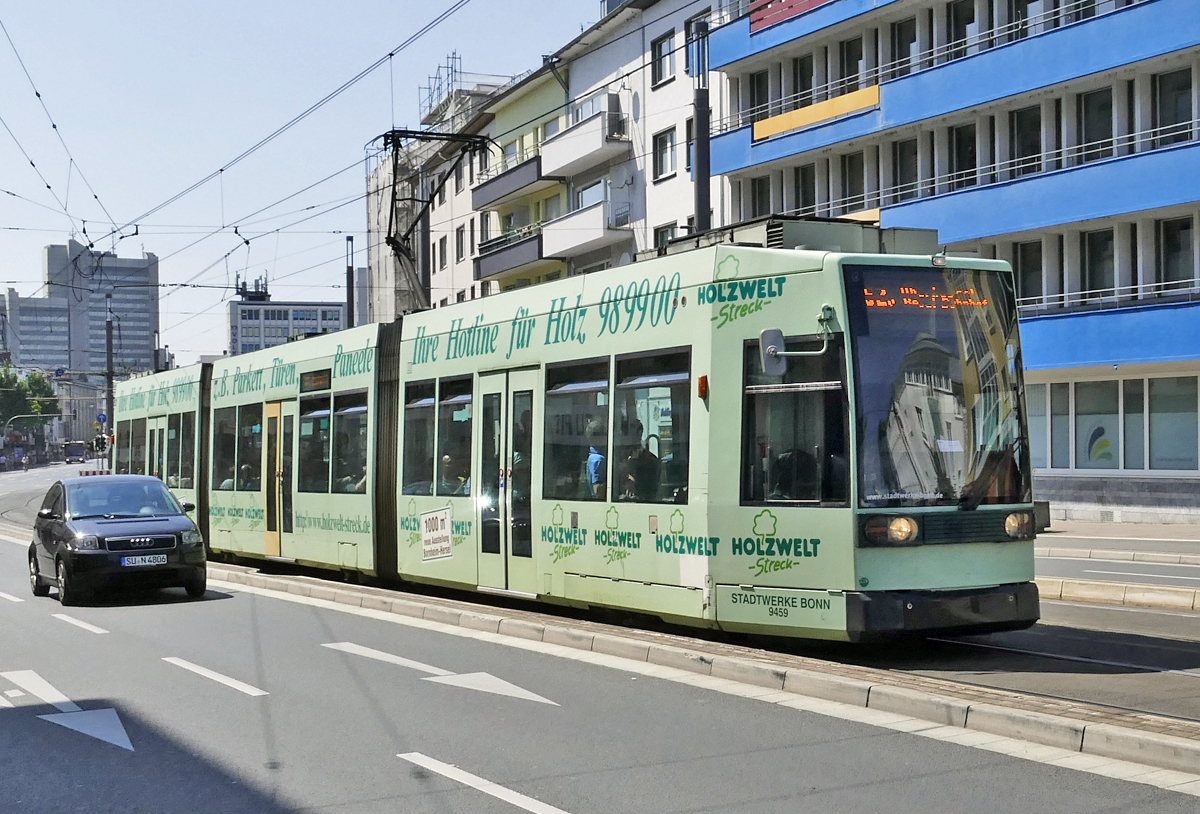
37 507 58 521
181 502 196 513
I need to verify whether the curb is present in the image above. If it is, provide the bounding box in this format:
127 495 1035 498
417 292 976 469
1035 576 1200 612
1036 546 1200 566
211 565 1200 777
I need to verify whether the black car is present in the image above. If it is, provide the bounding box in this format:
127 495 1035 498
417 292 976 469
28 475 206 605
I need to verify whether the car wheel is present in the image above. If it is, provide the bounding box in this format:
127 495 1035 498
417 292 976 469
29 548 49 597
185 570 206 599
56 558 84 606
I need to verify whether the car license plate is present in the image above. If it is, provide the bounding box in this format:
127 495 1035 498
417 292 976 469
121 554 167 567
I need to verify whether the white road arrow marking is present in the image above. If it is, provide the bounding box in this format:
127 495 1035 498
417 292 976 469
0 694 11 708
2 670 81 712
399 752 571 814
0 590 24 602
1 670 133 750
423 672 558 705
322 642 452 675
324 642 557 705
40 708 133 751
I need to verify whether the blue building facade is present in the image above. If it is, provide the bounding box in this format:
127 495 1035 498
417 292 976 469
710 0 1200 521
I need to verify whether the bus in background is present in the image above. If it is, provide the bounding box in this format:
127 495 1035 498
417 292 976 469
63 441 88 464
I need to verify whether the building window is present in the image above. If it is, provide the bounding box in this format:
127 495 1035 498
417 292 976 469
793 164 816 215
1154 69 1193 147
454 162 463 193
1015 240 1043 301
893 139 918 202
1082 229 1115 296
1150 377 1198 470
1075 381 1119 469
841 152 864 211
1124 379 1144 470
791 54 814 109
891 17 917 78
576 179 604 209
543 117 560 141
1050 382 1070 468
1157 217 1195 286
439 236 448 270
651 32 676 86
1078 87 1113 162
653 128 677 179
837 36 863 95
947 0 974 61
438 174 447 206
653 223 677 248
950 123 977 189
456 225 466 262
1027 383 1047 469
747 70 770 123
469 220 476 255
456 290 466 303
685 117 694 171
1010 105 1041 176
749 175 772 218
479 213 490 243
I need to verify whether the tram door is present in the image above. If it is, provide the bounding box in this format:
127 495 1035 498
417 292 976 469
477 369 538 595
146 417 167 480
264 402 283 558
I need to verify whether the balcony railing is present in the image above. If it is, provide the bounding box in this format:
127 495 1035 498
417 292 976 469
714 0 1151 136
477 145 541 185
478 222 543 256
1018 278 1200 316
769 116 1200 219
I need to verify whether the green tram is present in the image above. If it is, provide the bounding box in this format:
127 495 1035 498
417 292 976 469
115 239 1039 640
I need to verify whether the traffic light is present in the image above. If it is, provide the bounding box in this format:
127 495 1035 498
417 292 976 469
94 434 108 455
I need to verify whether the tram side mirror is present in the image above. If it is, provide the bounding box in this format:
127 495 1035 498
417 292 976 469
759 328 788 376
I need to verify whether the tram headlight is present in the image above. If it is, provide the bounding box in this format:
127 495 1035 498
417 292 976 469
1004 512 1033 539
864 516 920 545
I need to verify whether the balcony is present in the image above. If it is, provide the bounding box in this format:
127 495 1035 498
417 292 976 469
541 104 631 178
542 201 632 258
472 151 563 210
474 224 558 280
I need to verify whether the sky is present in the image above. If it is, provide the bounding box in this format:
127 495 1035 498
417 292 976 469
0 0 599 365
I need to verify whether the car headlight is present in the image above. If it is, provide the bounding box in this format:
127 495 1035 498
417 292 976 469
74 535 100 550
182 528 204 546
1005 512 1033 539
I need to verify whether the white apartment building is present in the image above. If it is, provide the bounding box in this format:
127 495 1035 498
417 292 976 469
227 279 346 356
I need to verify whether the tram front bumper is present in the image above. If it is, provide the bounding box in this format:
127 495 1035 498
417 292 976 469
845 582 1039 642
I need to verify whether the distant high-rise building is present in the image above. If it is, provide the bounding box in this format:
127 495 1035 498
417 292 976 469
1 239 162 375
227 277 347 356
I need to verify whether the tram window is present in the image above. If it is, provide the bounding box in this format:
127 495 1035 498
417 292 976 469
212 407 237 490
236 404 263 491
298 397 331 493
115 420 132 474
179 411 196 489
403 382 436 495
613 351 690 504
437 379 473 497
332 392 369 493
544 360 610 501
166 413 182 487
130 418 147 475
741 335 849 504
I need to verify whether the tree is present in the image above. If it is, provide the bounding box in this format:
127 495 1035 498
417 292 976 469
23 370 58 418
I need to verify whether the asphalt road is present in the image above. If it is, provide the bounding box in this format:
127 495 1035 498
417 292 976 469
1 466 1198 812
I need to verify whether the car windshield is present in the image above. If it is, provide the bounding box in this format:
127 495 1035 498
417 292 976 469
67 480 183 518
843 264 1032 509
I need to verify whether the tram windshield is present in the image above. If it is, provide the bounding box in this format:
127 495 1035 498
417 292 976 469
843 264 1031 509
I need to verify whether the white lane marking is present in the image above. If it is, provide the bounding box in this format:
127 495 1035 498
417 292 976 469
1083 569 1200 582
162 657 269 697
932 638 1200 679
215 579 1200 796
322 642 453 676
1042 557 1200 569
0 591 24 602
5 689 25 697
52 614 109 634
398 752 572 814
0 670 81 712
